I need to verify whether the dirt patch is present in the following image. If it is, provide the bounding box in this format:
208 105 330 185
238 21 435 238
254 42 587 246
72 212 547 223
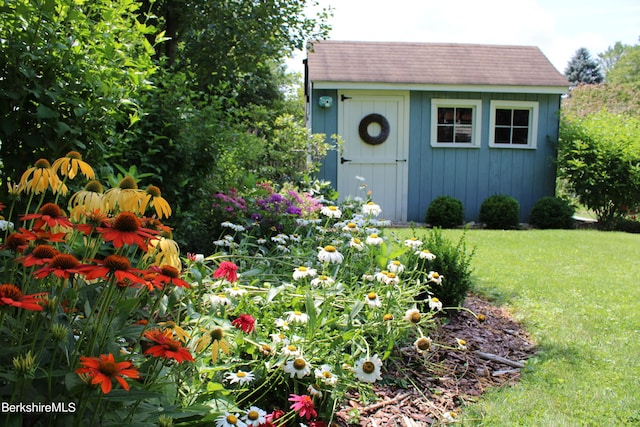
334 294 537 426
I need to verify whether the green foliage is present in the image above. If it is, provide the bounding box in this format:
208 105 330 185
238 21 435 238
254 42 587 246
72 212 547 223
479 194 520 229
564 47 604 85
529 196 575 229
606 43 640 86
0 0 158 188
415 228 475 307
558 111 640 229
425 195 464 228
562 82 640 119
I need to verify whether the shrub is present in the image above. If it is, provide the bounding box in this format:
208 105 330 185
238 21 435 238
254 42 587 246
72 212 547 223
529 197 576 229
479 194 520 229
415 228 475 307
425 196 464 228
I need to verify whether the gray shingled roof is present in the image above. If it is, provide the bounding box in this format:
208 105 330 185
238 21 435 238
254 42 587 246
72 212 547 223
306 40 568 88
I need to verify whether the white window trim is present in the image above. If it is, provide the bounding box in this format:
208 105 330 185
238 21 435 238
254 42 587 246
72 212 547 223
489 100 539 149
430 99 482 148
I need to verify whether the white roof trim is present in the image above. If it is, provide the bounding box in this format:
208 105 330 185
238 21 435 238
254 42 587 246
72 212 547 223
312 81 568 95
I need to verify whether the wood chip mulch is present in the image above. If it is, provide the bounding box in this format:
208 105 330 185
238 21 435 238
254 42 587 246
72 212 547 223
334 294 537 426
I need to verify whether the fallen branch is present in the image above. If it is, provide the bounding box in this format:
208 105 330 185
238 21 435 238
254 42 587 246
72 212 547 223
360 392 412 413
474 351 525 368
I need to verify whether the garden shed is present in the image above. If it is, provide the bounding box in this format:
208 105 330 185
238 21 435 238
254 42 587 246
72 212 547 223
304 40 569 222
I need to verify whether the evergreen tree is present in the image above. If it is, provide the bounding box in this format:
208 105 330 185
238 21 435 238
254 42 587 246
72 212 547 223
564 47 604 85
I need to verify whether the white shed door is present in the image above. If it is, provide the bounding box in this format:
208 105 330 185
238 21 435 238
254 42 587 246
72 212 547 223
337 91 409 221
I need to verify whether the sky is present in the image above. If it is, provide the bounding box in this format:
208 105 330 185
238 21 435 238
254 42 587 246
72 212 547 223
287 0 640 74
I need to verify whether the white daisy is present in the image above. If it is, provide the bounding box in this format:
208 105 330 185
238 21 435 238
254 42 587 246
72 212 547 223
284 310 310 324
456 338 468 351
225 286 248 297
314 364 339 386
428 271 444 285
365 233 384 245
310 275 335 287
381 272 400 285
342 222 360 232
416 249 436 260
225 370 255 385
209 293 231 306
354 354 383 383
215 413 247 427
414 336 433 354
317 245 344 264
387 260 405 274
281 344 301 357
442 411 458 423
428 296 443 311
270 332 288 344
274 318 290 330
404 308 422 324
243 406 267 427
362 201 382 217
284 357 312 378
293 266 317 280
374 271 390 283
365 291 382 308
320 205 342 218
403 237 423 249
307 383 323 397
349 237 365 251
271 233 289 244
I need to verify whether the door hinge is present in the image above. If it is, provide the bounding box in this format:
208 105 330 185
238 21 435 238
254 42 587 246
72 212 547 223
396 159 407 162
340 157 352 164
341 94 352 102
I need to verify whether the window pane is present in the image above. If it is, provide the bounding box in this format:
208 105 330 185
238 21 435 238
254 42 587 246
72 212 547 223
513 109 530 126
457 108 473 125
512 128 529 144
455 125 472 142
437 125 453 142
438 108 454 124
494 127 511 144
495 109 512 126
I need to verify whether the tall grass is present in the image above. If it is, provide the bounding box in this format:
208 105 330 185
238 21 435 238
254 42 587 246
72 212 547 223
397 229 640 426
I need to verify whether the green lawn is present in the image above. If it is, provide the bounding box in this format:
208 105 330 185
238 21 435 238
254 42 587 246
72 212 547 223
397 229 640 426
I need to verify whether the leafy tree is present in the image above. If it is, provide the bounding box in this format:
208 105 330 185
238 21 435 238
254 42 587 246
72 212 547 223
564 47 604 85
598 41 630 76
558 111 640 229
0 0 158 188
606 43 640 86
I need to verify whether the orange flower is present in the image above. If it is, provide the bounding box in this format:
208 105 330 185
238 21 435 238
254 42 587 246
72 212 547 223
76 353 139 394
81 254 146 285
17 244 59 267
2 232 28 253
0 284 47 311
33 253 84 279
97 212 158 251
143 329 193 363
148 265 189 288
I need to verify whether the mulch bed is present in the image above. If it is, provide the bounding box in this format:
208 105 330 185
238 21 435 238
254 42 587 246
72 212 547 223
334 294 537 426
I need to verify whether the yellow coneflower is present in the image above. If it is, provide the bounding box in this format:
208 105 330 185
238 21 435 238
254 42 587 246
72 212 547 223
68 180 106 221
51 151 95 180
140 185 172 219
195 327 230 363
19 159 67 195
143 237 181 270
103 176 145 214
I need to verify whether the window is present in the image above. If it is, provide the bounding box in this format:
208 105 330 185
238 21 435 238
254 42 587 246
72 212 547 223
431 99 482 147
489 101 538 148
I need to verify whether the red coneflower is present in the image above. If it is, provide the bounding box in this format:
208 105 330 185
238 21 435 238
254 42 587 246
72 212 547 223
213 261 239 283
231 314 256 334
288 394 317 420
143 329 194 363
97 211 158 251
81 254 146 285
2 232 28 253
75 353 139 394
148 265 189 288
17 244 59 267
21 203 73 229
0 284 47 311
18 227 67 243
33 253 84 279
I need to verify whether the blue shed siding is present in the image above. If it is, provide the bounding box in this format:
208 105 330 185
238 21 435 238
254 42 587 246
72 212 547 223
312 89 560 223
311 90 338 185
406 91 559 223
